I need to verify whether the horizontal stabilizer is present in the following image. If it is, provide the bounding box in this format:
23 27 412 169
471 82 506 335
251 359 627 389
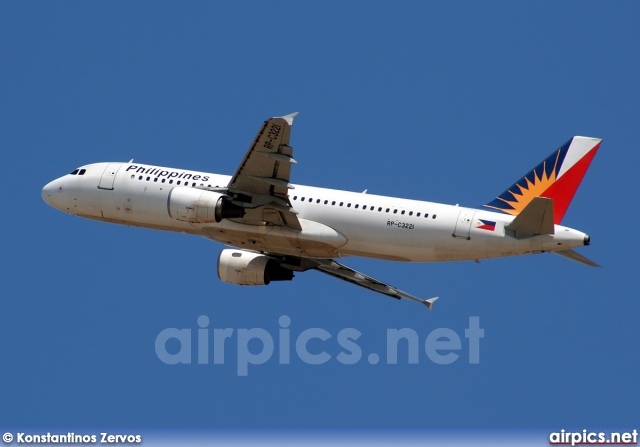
505 196 554 238
552 249 600 267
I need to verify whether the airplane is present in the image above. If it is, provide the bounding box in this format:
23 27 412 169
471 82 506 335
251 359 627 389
41 113 601 310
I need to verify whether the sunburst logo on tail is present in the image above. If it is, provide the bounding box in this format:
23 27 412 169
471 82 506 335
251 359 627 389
484 137 601 224
484 139 573 217
485 152 561 216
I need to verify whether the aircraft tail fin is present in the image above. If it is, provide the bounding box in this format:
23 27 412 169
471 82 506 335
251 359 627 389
484 137 601 224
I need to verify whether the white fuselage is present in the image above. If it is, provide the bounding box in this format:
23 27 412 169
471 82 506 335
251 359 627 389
42 162 589 262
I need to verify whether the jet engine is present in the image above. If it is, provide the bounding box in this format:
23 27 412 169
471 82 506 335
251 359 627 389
168 187 245 223
217 249 294 286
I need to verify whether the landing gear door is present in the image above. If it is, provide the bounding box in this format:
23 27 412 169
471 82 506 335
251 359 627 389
98 163 122 190
453 209 476 239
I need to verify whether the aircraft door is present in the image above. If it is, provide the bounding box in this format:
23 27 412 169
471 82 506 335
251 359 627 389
98 163 122 190
453 209 476 239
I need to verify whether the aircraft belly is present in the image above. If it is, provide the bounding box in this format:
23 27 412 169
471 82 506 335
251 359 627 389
332 221 445 262
202 218 348 258
302 209 427 261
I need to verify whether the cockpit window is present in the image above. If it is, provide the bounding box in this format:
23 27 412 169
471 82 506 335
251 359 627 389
78 169 86 175
70 169 80 175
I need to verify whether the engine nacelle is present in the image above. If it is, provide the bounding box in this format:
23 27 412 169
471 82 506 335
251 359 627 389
217 249 294 286
168 187 245 223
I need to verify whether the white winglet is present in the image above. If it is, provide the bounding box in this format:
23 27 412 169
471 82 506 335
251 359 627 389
424 297 439 311
279 112 300 125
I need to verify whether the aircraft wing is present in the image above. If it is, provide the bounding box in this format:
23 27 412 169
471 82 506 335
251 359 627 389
311 259 439 310
226 113 301 230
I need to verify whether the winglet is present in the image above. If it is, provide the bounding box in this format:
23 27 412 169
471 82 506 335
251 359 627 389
279 112 300 125
423 296 439 311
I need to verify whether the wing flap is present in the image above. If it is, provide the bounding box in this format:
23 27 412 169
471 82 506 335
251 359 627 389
249 175 294 189
257 149 297 164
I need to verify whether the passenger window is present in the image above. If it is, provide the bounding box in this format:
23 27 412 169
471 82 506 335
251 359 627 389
424 214 429 218
347 203 351 208
169 180 173 184
386 208 390 213
355 204 359 209
340 202 344 206
161 179 166 183
316 199 320 203
432 214 437 219
393 209 398 214
409 211 413 216
332 201 336 205
417 212 421 217
378 207 382 212
130 175 135 179
401 210 405 215
138 176 142 180
154 178 158 182
293 196 298 200
146 177 150 181
177 181 181 185
324 200 328 205
308 198 312 202
370 206 374 210
301 197 305 201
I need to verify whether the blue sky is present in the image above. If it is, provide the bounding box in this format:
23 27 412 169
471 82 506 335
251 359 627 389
1 1 638 430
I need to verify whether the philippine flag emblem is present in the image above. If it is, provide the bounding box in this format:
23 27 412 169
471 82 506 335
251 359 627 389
477 219 496 231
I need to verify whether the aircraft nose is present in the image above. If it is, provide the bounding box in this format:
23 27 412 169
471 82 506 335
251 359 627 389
41 180 60 206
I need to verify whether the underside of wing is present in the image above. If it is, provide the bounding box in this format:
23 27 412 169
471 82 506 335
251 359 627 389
226 113 301 230
311 259 439 310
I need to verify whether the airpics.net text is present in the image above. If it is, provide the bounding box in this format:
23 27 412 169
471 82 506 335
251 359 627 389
155 316 484 376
